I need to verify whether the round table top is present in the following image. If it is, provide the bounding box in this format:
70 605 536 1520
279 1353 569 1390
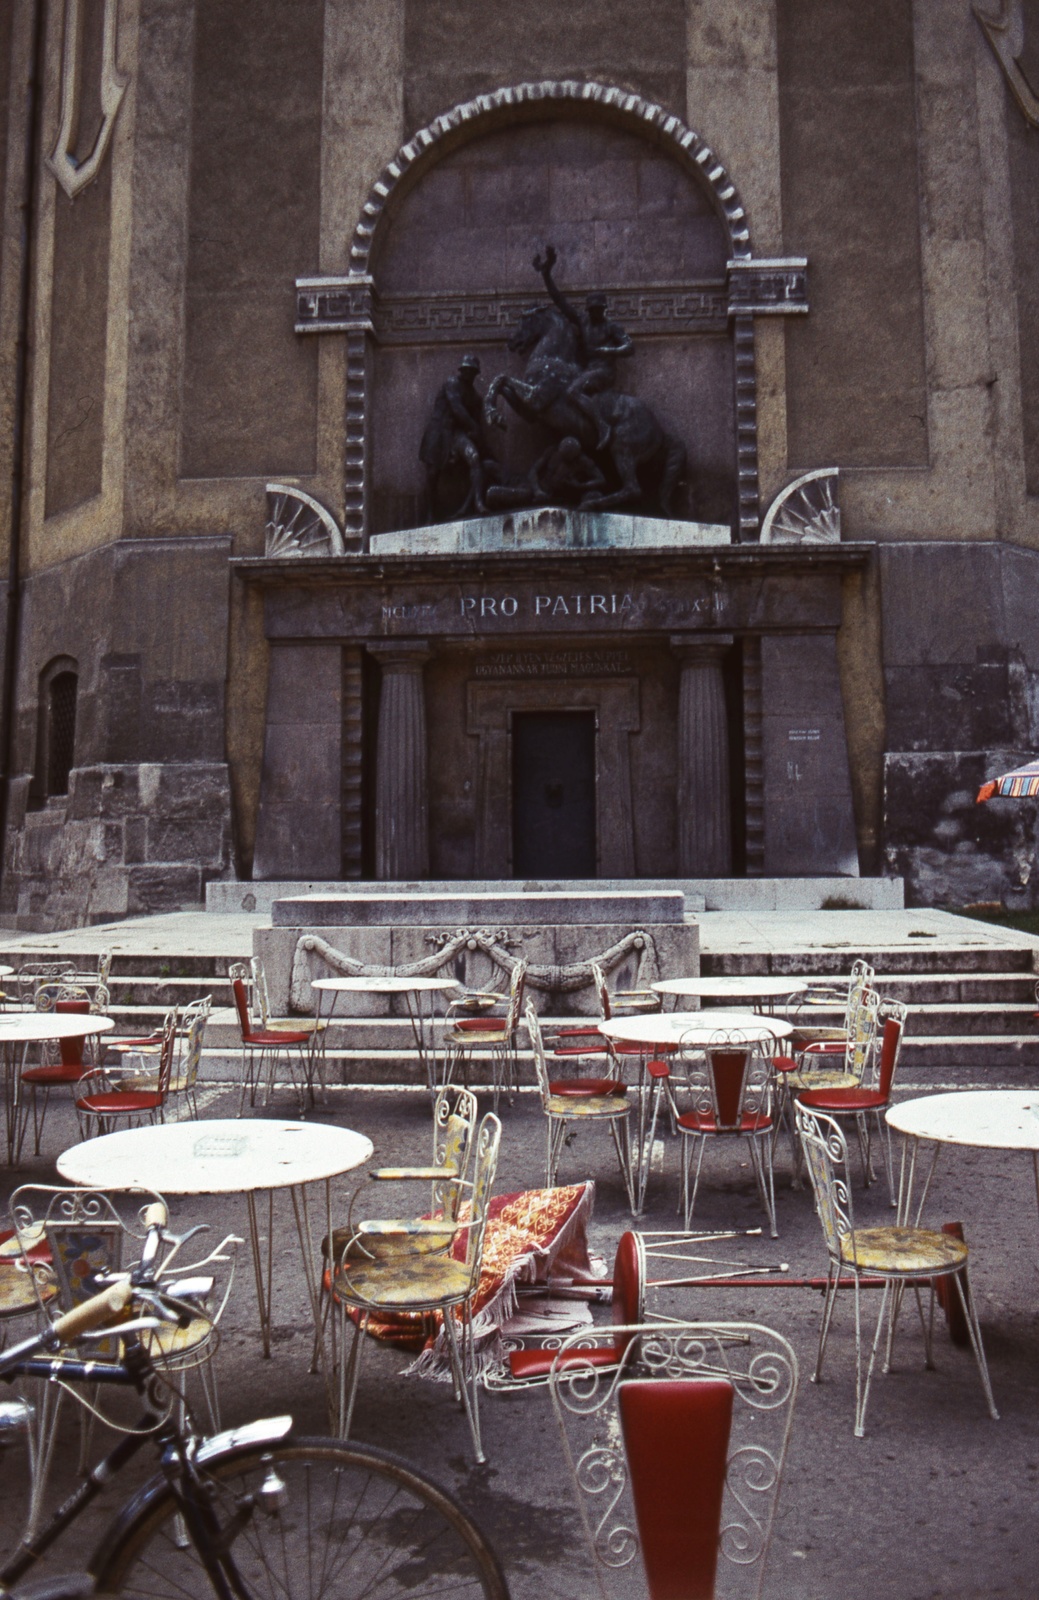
887 1091 1039 1151
599 1011 793 1046
0 1014 115 1042
311 976 460 994
652 976 809 1000
0 966 14 979
57 1118 374 1194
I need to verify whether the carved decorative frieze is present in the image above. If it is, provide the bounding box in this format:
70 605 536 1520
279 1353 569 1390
264 485 345 558
295 276 374 335
48 0 129 199
760 469 840 545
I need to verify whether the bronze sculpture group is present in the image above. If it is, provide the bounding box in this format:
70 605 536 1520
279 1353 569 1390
419 247 687 522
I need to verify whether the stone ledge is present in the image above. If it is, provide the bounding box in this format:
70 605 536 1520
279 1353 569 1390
368 507 731 556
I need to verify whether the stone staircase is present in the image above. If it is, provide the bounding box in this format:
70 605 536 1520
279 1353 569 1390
0 920 1035 1089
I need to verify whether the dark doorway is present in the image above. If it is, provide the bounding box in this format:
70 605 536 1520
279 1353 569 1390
512 711 597 876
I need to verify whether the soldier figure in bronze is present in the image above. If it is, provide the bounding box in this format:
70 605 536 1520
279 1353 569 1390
419 353 494 520
485 435 606 510
483 249 687 515
533 244 633 450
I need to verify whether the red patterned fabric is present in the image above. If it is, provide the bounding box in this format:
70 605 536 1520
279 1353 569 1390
343 1183 594 1361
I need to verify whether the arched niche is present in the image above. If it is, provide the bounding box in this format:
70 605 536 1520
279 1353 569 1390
355 84 751 536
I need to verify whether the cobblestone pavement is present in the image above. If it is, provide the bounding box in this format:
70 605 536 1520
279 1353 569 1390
0 1081 1036 1598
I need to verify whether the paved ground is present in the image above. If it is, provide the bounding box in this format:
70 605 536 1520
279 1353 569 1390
0 1077 1036 1598
0 904 1035 962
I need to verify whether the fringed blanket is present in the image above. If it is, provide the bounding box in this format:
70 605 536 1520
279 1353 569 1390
346 1182 596 1380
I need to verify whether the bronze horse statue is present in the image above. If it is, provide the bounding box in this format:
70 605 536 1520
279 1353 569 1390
483 302 687 515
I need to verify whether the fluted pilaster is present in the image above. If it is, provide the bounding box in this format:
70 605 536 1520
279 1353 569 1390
369 643 431 879
673 635 733 877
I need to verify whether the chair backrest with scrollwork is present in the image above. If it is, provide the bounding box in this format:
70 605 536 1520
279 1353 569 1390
550 1319 798 1600
10 1184 162 1352
432 1086 477 1220
461 1112 501 1286
249 956 273 1028
680 1029 776 1135
845 985 881 1082
794 1103 856 1268
590 961 611 1022
171 996 211 1092
524 1003 553 1113
504 959 529 1038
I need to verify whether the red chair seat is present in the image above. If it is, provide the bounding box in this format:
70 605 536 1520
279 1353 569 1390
549 1078 627 1098
802 1040 846 1056
76 1090 163 1115
647 1059 670 1080
243 1028 310 1047
798 1086 887 1112
452 1017 506 1034
22 1062 88 1085
774 1054 796 1073
677 1110 773 1134
508 1344 620 1380
612 1040 677 1056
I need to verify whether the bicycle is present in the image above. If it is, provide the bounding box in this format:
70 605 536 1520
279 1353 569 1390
0 1201 510 1599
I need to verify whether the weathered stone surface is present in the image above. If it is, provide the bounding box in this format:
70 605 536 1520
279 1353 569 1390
270 888 686 928
761 632 859 876
884 749 1039 908
1 763 233 931
256 914 698 1017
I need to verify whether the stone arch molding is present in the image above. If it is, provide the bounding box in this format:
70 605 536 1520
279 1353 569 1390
349 80 753 274
294 81 809 541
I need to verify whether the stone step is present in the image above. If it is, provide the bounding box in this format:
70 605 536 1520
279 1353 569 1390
703 945 1038 976
190 1033 1039 1089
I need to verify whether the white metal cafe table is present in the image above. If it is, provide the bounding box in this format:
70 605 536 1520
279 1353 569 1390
311 976 460 1092
652 976 809 1013
57 1118 373 1374
0 1012 115 1164
887 1091 1039 1229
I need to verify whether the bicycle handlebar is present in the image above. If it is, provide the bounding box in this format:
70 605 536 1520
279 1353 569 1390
142 1201 168 1229
50 1281 133 1343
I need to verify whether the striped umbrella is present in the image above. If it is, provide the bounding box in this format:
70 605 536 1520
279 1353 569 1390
976 759 1039 802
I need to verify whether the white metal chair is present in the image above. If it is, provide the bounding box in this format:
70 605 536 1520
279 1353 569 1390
314 1087 478 1366
8 1183 239 1538
795 1102 999 1437
74 1012 179 1137
675 1029 779 1237
527 1003 635 1212
443 958 528 1106
228 962 318 1115
796 999 908 1203
331 1112 502 1463
550 1318 798 1600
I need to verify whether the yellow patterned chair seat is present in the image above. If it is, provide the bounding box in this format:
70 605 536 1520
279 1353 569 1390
326 1218 458 1263
546 1092 629 1118
338 1253 473 1311
142 1314 214 1362
0 1264 55 1318
787 1068 859 1092
840 1226 968 1276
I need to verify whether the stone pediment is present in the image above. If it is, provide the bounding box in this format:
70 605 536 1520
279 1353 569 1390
367 507 731 557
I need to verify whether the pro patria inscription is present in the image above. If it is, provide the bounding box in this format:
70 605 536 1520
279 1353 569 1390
460 592 635 619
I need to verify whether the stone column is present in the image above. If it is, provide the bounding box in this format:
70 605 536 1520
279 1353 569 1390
673 636 734 877
369 642 431 879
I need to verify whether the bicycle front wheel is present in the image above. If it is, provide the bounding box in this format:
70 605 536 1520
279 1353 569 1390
91 1437 510 1600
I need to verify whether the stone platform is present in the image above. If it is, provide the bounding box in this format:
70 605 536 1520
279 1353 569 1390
259 887 696 1018
269 889 683 927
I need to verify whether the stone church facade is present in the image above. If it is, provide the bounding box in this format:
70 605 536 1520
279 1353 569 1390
1 0 1038 928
